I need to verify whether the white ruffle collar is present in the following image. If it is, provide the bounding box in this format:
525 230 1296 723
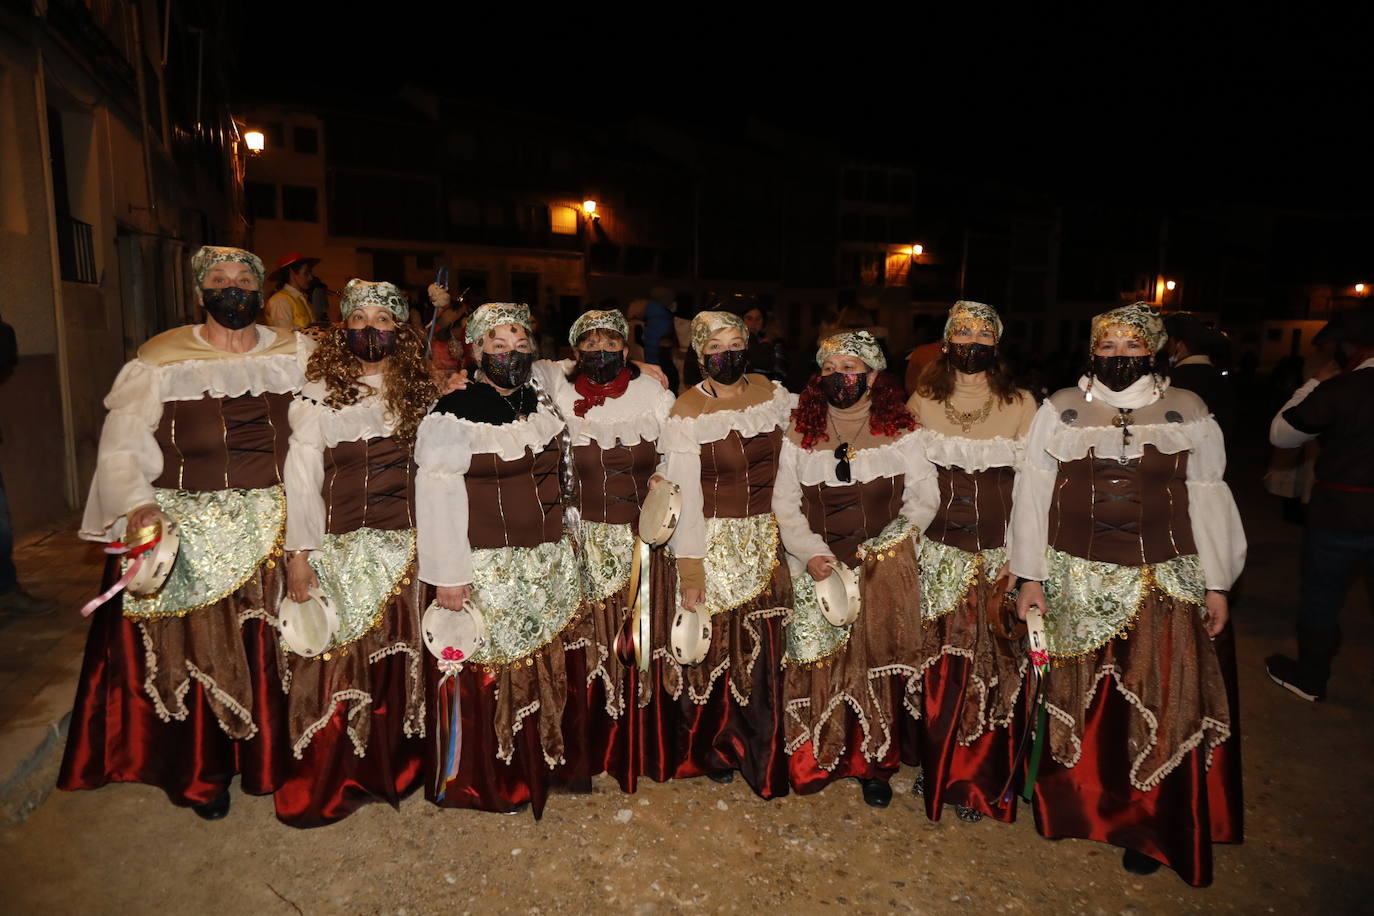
918 427 1023 472
786 429 922 487
659 381 795 453
419 406 564 462
564 375 673 448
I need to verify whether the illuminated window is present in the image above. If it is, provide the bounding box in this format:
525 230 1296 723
551 205 578 235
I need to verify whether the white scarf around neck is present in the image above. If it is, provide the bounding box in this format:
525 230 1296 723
1077 372 1167 410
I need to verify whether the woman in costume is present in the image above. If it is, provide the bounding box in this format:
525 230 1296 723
771 331 928 807
655 310 794 796
905 301 1037 822
275 279 435 826
1009 301 1244 885
60 245 308 819
536 309 676 790
414 301 586 815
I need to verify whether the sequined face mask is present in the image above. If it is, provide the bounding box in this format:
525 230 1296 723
577 349 626 384
344 326 397 362
947 342 996 374
481 349 534 389
820 371 868 408
1091 354 1153 391
702 349 748 385
201 287 262 330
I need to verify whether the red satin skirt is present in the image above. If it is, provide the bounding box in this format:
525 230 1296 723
270 652 426 828
787 705 903 794
1028 626 1244 887
423 647 592 817
910 652 1022 822
59 562 289 807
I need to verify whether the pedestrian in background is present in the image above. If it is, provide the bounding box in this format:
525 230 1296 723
1164 312 1236 443
265 252 321 329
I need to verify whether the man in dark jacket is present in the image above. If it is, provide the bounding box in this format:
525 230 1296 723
1266 309 1374 701
1164 312 1236 442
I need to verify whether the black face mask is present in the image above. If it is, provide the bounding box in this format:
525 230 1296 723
481 350 535 389
577 349 626 385
1091 354 1154 391
201 287 262 330
702 349 748 386
344 326 398 362
947 342 996 374
819 371 869 408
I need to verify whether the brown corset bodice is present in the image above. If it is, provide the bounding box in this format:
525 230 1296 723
700 427 783 519
800 475 905 567
1048 445 1197 566
151 392 292 491
322 436 415 535
464 440 564 549
925 465 1015 552
573 439 658 527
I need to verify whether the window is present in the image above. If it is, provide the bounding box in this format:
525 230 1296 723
266 122 285 149
281 185 318 222
841 251 885 287
293 126 318 155
865 171 889 204
245 182 276 221
840 211 862 241
551 205 578 235
590 242 620 273
625 245 655 275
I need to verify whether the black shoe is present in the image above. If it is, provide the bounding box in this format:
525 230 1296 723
858 778 892 808
954 804 984 822
1266 654 1326 702
1122 849 1162 875
191 789 230 821
912 772 925 797
707 770 735 784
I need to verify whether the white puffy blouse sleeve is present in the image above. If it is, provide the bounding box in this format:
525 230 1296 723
283 396 327 552
414 412 475 587
1185 418 1247 591
901 432 940 533
79 359 166 542
771 439 833 563
659 418 706 561
1008 401 1061 582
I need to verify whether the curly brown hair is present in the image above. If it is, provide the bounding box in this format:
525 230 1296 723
915 347 1020 405
792 372 916 449
305 321 438 441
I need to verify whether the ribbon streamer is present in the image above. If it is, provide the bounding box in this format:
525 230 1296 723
434 665 463 801
77 533 162 618
625 539 653 672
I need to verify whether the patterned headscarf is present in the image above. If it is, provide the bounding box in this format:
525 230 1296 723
568 309 629 346
465 302 532 344
1090 301 1167 354
815 330 887 371
690 310 748 357
191 246 265 290
943 300 1004 342
341 278 409 321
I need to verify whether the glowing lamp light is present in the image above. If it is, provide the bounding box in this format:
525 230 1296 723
1165 279 1177 291
582 199 599 218
1357 283 1366 293
911 243 924 256
244 130 265 154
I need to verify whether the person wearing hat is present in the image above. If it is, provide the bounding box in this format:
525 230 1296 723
60 245 312 821
904 302 1037 824
1266 307 1374 702
1008 302 1245 885
528 308 677 791
771 330 928 808
655 310 795 796
274 279 437 826
266 252 321 329
414 301 588 815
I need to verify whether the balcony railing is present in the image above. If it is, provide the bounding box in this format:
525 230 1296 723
58 216 98 284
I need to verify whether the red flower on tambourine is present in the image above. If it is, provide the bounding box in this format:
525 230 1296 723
1030 648 1050 668
441 646 465 661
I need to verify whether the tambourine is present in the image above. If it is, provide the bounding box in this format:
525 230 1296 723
814 559 860 626
670 604 712 666
422 598 488 664
279 588 341 658
638 480 682 547
124 519 181 597
1024 605 1049 663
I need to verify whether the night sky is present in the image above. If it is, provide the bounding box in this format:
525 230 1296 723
238 7 1374 209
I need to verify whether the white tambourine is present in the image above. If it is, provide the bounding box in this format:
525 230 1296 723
669 604 712 666
638 480 682 547
279 588 341 658
814 560 861 626
124 519 181 598
422 598 488 665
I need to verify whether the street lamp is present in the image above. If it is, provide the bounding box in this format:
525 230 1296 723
906 243 924 257
1165 279 1177 291
244 129 265 154
582 199 599 221
1356 283 1366 294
